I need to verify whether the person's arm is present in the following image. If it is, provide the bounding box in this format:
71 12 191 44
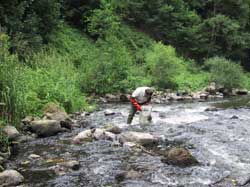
130 97 142 111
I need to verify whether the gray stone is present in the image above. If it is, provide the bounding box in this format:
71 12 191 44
92 129 116 141
119 131 157 146
159 112 167 118
0 169 24 187
205 82 216 95
200 92 209 100
105 94 119 102
104 109 116 116
205 107 218 112
73 129 93 144
28 154 41 159
59 160 80 170
104 131 116 141
0 156 4 165
162 147 198 167
29 120 62 137
16 135 35 143
21 116 35 125
3 125 20 141
235 89 248 95
105 124 122 134
119 94 129 102
123 142 137 149
92 128 106 140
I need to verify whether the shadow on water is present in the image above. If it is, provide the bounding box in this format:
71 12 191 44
213 96 250 109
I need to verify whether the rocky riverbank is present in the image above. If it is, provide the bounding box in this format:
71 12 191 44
98 83 249 104
1 86 250 186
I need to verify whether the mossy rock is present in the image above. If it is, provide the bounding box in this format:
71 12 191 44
162 147 199 167
43 102 65 114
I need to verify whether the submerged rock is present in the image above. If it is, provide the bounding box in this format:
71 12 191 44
205 107 218 112
162 147 199 167
115 170 142 182
104 109 116 116
0 169 24 187
230 115 239 119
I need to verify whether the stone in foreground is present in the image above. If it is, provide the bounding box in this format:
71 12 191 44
0 169 24 187
119 131 157 146
162 147 199 167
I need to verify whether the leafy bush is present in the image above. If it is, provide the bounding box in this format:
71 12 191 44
21 50 88 115
175 70 209 92
145 43 182 89
117 25 155 64
204 57 245 89
80 35 132 94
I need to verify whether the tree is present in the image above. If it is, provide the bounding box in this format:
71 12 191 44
0 0 61 57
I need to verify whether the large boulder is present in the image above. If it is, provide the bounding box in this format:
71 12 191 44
43 103 73 130
162 147 198 167
119 132 157 146
0 169 24 187
29 120 63 137
3 125 20 141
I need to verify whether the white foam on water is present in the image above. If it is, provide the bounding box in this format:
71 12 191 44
155 113 209 124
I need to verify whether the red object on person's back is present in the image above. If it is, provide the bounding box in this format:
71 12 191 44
130 97 142 111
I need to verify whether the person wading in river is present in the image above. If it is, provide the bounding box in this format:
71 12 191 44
127 87 154 124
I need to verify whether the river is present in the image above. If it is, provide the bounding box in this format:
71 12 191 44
6 97 250 187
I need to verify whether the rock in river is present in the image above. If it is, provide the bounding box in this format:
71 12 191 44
119 131 158 146
162 147 199 167
3 125 20 141
0 169 24 187
29 120 63 137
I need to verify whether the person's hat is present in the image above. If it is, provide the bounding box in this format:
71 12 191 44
145 88 154 95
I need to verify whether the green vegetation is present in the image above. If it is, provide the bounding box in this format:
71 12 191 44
204 57 246 90
1 0 250 149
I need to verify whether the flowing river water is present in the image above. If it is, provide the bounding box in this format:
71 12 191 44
5 97 250 187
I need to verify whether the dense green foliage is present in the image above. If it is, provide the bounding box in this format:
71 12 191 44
204 57 246 89
0 0 61 57
117 0 250 68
